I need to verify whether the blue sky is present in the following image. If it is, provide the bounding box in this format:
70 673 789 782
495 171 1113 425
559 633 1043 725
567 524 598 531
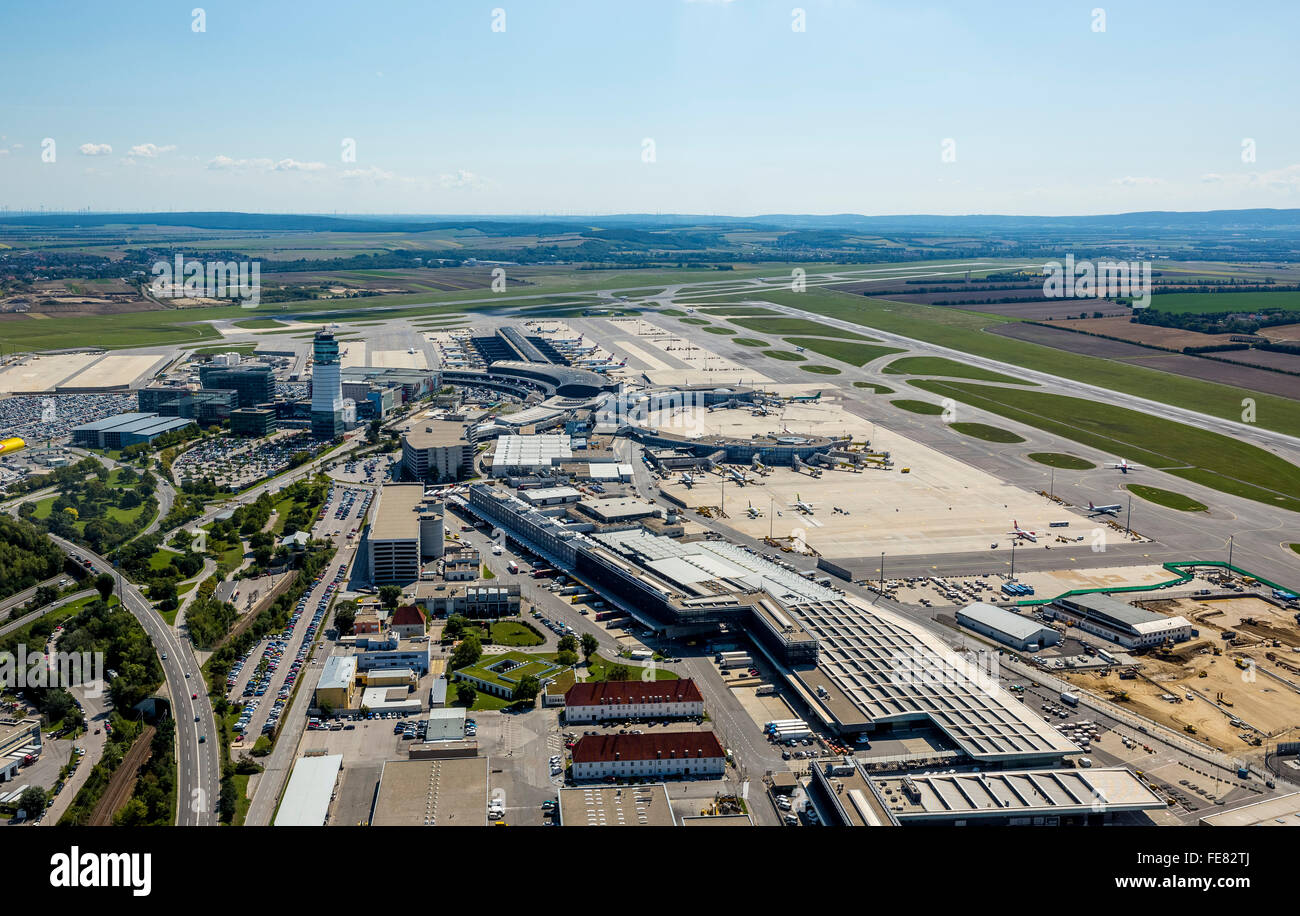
2 0 1298 216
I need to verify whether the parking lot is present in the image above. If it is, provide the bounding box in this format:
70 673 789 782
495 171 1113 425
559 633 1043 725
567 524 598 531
172 431 326 490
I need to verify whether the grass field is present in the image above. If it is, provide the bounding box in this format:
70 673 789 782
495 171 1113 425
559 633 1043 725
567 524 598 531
232 318 288 329
763 350 805 361
702 325 733 335
1027 452 1096 470
732 337 769 347
488 621 544 647
1127 485 1209 512
730 316 872 339
584 655 679 683
680 317 710 325
908 379 1300 512
736 286 1300 438
800 364 841 375
891 399 947 415
882 355 1033 385
948 422 1025 443
1145 291 1300 315
783 337 903 366
852 381 894 393
693 306 780 316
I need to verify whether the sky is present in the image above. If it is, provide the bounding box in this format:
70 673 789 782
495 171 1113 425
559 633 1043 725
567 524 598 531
2 0 1298 217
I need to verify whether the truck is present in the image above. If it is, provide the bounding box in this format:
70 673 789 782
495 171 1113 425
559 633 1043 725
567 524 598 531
755 683 777 696
506 560 519 574
1060 691 1080 708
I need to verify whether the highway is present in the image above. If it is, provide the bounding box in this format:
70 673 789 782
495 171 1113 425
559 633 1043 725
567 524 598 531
0 588 95 639
46 534 219 826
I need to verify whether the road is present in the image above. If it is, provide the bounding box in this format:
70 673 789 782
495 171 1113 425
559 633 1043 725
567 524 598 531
0 574 70 616
0 588 95 639
47 534 219 826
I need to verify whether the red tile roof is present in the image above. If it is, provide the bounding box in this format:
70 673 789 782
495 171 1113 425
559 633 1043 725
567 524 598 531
571 731 724 764
391 604 427 627
565 678 703 708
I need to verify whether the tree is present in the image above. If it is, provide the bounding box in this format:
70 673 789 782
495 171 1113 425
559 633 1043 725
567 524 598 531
557 649 578 667
608 663 632 682
333 602 356 636
94 572 115 603
450 633 482 670
17 786 47 818
581 633 599 661
33 584 59 608
513 675 541 705
366 419 382 444
444 614 468 639
379 585 402 610
557 634 578 654
455 681 477 708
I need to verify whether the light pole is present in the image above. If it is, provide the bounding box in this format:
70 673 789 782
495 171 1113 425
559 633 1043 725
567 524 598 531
1125 492 1133 536
1227 535 1234 571
1010 542 1017 581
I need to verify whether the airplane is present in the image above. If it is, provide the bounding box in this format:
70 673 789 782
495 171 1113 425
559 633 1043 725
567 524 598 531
786 391 821 403
746 504 762 519
1108 458 1142 474
794 346 806 353
1008 520 1037 543
1088 500 1122 517
724 467 748 486
681 472 695 489
793 494 816 515
407 346 418 354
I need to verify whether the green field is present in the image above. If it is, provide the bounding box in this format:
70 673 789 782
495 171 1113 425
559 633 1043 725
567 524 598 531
693 306 780 317
732 337 769 347
891 399 946 415
1127 485 1209 512
853 382 894 393
800 364 841 375
763 350 806 361
882 356 1032 385
734 286 1300 438
908 379 1300 513
701 325 733 335
584 655 679 683
680 317 710 325
487 621 544 647
948 422 1025 443
730 316 872 339
1027 452 1096 470
232 318 288 329
1145 291 1300 315
783 337 903 367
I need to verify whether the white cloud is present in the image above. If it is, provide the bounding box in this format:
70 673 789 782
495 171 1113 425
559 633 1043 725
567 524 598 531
340 166 394 181
1110 176 1164 187
129 143 177 158
79 143 112 156
1200 173 1224 183
439 169 485 189
272 158 326 172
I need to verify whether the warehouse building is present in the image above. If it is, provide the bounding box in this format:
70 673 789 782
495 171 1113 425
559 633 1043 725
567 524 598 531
314 656 358 711
563 679 705 723
371 757 489 826
957 602 1061 652
569 731 726 782
557 784 677 827
1199 792 1300 826
491 434 572 475
1047 594 1194 649
274 754 343 826
365 483 445 584
71 412 196 449
0 717 42 782
402 421 474 482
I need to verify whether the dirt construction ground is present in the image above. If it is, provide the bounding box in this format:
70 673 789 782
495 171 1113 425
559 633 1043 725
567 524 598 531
651 400 1089 559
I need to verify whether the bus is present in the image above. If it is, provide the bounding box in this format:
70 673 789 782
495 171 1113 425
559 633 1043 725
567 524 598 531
506 560 519 574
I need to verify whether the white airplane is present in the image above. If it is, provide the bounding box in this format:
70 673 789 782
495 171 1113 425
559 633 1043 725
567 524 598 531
746 504 762 519
1108 458 1142 474
1008 520 1037 543
407 346 418 354
794 494 816 515
1088 500 1122 517
681 472 695 488
725 467 748 485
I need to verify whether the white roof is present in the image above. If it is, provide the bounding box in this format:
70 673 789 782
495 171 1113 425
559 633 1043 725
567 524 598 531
274 754 342 826
1131 615 1192 635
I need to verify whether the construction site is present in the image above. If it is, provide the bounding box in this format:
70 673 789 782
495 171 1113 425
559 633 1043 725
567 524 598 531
1060 592 1300 756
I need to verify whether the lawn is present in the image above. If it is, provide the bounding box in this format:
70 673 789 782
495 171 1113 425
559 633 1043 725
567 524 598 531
701 325 733 335
800 364 841 375
446 681 511 711
732 337 769 347
882 355 1033 385
1027 452 1096 470
232 318 288 329
853 382 894 393
1127 485 1209 512
891 399 947 415
948 422 1025 443
680 317 710 325
584 655 679 683
487 620 544 647
763 350 805 361
734 286 1300 438
908 379 1300 513
783 337 903 367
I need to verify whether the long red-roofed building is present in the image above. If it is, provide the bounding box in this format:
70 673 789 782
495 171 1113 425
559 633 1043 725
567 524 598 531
570 731 725 781
563 678 704 722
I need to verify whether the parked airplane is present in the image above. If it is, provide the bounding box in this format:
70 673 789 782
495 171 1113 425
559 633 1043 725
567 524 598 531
681 472 695 488
746 504 762 519
1088 501 1122 517
1008 520 1038 542
1108 458 1142 474
786 391 821 403
794 494 816 514
724 467 748 485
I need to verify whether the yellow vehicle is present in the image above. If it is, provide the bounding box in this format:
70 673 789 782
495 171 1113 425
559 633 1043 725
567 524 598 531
900 467 911 474
0 436 26 455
